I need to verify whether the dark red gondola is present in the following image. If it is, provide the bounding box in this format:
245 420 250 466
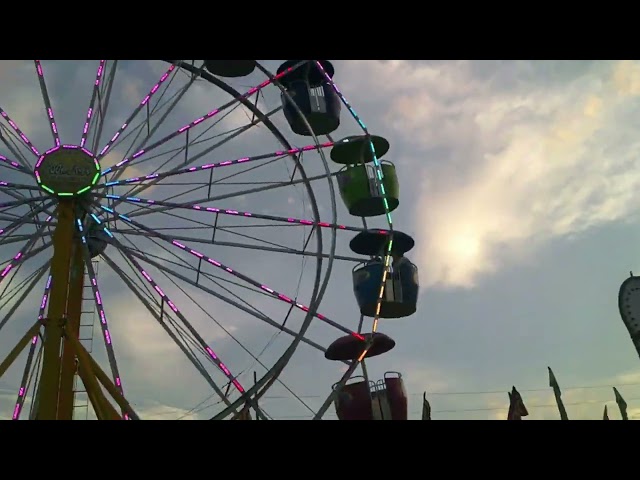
333 372 408 420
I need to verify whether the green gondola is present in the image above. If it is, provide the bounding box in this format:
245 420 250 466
336 161 399 217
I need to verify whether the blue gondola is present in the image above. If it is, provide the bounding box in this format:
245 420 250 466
277 60 341 136
350 229 418 319
87 226 109 258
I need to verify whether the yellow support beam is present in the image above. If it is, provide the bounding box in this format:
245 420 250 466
35 201 76 420
64 327 137 419
63 325 121 420
0 321 41 379
56 241 85 419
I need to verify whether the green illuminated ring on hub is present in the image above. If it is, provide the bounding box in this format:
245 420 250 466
34 145 101 197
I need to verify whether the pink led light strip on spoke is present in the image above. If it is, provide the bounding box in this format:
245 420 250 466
0 180 41 191
0 107 40 156
75 218 128 418
99 141 334 188
88 213 246 394
0 154 29 173
98 205 364 341
0 208 52 239
101 60 307 177
12 274 52 420
95 64 177 161
100 193 362 233
0 226 48 282
34 60 60 147
80 60 106 148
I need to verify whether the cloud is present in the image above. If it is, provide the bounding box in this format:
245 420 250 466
337 60 640 289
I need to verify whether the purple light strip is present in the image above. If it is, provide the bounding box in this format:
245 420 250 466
88 213 246 393
0 206 52 238
75 217 127 416
80 60 106 148
0 155 29 173
34 60 60 147
130 254 245 392
97 141 334 188
98 205 363 340
102 61 306 177
0 180 42 191
12 273 52 420
96 64 176 161
99 193 362 232
0 226 48 281
0 107 40 157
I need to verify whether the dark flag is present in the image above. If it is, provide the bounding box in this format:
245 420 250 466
548 367 569 420
507 386 529 420
614 387 628 420
422 392 431 420
603 405 609 420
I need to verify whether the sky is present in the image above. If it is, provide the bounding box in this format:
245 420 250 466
1 59 640 420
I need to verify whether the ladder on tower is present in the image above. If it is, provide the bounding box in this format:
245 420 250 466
72 259 99 420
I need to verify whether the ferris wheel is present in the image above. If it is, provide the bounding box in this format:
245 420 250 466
0 60 419 420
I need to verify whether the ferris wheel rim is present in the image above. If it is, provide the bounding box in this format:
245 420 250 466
163 60 338 419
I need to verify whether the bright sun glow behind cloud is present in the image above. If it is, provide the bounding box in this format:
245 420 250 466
339 60 640 289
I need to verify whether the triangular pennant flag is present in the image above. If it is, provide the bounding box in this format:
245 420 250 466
548 367 569 420
603 405 609 420
422 392 431 420
613 387 628 420
507 386 529 420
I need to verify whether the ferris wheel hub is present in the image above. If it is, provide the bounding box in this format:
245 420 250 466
34 145 101 197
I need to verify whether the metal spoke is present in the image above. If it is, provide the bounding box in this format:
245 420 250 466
90 61 118 154
96 192 365 233
11 267 51 420
0 107 39 158
80 60 106 148
101 60 307 178
74 213 131 418
109 100 249 202
122 245 333 357
96 204 359 340
99 141 333 189
118 232 274 320
0 201 53 246
0 181 42 192
107 103 285 217
146 248 318 416
120 170 339 220
101 244 245 413
0 154 31 175
0 260 50 334
0 125 35 171
111 229 363 263
86 208 248 404
0 223 49 284
96 63 176 161
103 67 201 181
101 251 243 418
34 61 61 147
